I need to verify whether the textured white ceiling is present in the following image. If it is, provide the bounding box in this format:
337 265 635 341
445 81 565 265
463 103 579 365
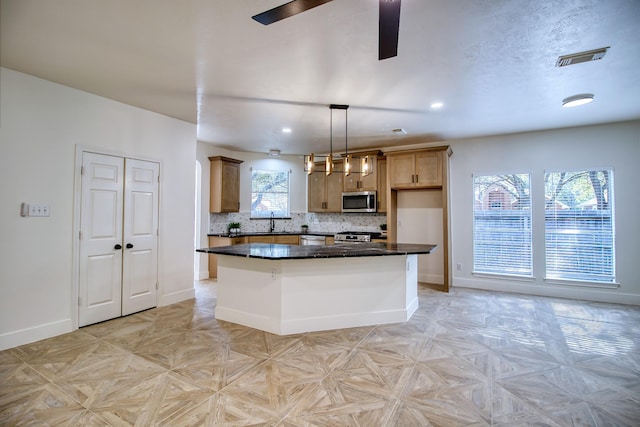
2 0 639 155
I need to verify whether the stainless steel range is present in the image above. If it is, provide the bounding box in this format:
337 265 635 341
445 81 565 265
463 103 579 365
334 231 380 243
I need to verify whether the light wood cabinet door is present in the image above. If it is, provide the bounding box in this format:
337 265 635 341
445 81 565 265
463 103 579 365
388 153 416 188
343 157 377 192
248 236 275 243
415 152 442 187
377 158 387 213
209 156 243 213
275 235 299 244
360 157 378 191
308 171 326 212
325 172 343 212
308 169 343 212
388 151 442 189
343 174 360 192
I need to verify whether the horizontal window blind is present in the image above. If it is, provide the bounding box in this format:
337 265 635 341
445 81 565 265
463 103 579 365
251 169 290 218
473 174 532 276
545 170 615 283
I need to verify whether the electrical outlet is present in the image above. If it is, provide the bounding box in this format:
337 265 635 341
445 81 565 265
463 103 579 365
456 263 462 271
271 268 277 280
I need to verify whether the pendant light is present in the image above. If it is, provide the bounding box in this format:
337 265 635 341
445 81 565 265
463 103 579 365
343 106 351 176
360 155 371 177
303 104 372 177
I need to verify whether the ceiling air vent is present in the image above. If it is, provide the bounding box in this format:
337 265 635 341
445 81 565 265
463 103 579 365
556 47 609 67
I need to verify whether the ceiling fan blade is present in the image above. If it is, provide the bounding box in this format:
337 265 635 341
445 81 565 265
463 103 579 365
379 0 401 60
252 0 334 25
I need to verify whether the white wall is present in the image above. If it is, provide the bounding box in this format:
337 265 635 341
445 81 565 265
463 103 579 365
448 120 640 305
0 68 197 350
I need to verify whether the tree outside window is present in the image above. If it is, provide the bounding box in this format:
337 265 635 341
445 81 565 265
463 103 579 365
545 169 615 283
473 174 532 276
251 169 290 218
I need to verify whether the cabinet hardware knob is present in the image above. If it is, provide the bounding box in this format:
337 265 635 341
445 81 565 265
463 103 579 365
114 244 122 250
126 243 134 249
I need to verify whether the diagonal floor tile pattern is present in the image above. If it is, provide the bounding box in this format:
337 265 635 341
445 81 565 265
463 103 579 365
1 280 639 426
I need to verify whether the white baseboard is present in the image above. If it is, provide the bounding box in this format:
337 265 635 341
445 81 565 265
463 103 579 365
159 287 196 306
0 318 73 351
216 306 416 336
453 277 640 306
196 270 210 281
419 272 443 285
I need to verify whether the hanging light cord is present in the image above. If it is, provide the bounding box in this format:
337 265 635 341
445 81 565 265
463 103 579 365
344 110 349 155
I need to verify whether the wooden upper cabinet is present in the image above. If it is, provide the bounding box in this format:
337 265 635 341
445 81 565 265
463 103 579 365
343 156 378 192
209 156 243 212
415 151 442 187
387 153 415 188
308 169 325 212
387 149 443 189
325 172 344 212
343 152 381 192
307 165 343 212
377 157 387 213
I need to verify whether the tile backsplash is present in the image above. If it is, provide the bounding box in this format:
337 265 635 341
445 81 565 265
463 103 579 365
209 212 387 234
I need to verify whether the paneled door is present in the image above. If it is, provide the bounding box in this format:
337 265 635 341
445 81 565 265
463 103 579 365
122 158 159 316
79 152 159 327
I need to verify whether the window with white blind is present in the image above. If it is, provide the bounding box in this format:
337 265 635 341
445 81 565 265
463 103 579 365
473 174 532 276
250 169 290 218
544 169 615 283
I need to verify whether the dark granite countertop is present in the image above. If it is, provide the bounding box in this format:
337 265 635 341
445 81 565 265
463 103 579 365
196 242 436 260
208 232 336 238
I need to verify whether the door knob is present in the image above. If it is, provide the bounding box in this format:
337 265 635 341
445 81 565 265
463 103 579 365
126 243 134 249
114 244 122 250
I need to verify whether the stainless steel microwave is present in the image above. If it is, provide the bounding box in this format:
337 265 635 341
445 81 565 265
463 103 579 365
342 191 377 213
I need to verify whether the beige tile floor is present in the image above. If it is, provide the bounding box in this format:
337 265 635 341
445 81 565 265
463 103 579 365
1 280 639 426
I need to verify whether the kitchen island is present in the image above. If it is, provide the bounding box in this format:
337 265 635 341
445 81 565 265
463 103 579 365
196 242 436 335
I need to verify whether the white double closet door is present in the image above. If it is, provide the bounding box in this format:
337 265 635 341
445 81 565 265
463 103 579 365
79 152 159 327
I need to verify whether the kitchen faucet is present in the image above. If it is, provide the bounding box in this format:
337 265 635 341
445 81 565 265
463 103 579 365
269 212 275 232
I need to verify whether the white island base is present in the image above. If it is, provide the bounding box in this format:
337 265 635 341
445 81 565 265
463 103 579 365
215 254 418 335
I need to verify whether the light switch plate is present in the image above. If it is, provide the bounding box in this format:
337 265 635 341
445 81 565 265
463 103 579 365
28 203 50 217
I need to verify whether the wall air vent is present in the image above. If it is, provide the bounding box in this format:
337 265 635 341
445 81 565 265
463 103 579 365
556 47 609 67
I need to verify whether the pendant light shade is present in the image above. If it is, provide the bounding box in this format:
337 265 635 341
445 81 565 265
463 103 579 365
325 155 333 176
306 153 314 175
360 155 371 177
344 154 352 176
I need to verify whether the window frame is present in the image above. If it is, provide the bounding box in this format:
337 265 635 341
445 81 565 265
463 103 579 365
250 169 291 219
472 172 534 279
543 168 617 286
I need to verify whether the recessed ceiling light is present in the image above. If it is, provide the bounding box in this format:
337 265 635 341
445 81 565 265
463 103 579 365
562 94 594 108
282 127 292 133
268 149 281 157
392 128 407 135
430 102 443 109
